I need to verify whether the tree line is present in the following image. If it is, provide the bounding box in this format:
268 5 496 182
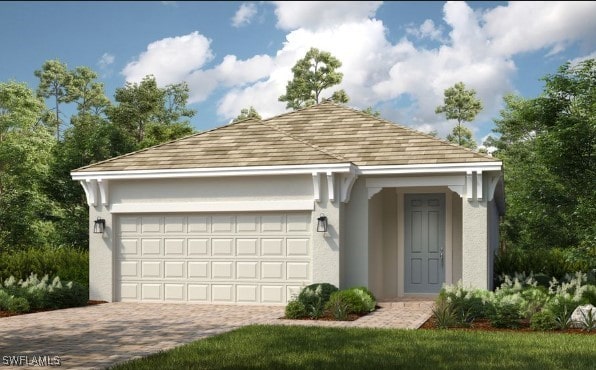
1 52 593 263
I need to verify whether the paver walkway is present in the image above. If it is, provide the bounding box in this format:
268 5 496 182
0 300 433 369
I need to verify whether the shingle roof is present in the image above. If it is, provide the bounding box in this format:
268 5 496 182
74 101 494 172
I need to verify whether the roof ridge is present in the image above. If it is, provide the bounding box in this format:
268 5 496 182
259 120 349 163
72 118 261 172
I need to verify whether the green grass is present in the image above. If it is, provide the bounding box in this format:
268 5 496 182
112 325 596 370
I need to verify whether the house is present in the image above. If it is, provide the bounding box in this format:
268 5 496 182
71 102 504 304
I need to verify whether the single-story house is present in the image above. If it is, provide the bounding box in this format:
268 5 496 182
72 101 504 304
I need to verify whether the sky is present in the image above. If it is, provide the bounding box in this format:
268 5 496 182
1 1 595 146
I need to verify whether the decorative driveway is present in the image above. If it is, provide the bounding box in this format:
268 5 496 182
0 301 433 369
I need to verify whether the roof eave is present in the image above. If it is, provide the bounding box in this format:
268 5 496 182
71 163 354 181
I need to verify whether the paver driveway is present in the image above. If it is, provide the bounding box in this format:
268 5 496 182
0 301 432 369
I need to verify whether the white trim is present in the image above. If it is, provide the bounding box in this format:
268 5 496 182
97 179 109 206
339 171 358 203
71 163 352 181
358 162 502 175
81 180 98 206
326 172 335 202
466 171 474 199
445 190 453 285
368 187 383 199
476 171 483 200
110 200 315 213
312 173 321 202
366 175 465 189
488 174 501 201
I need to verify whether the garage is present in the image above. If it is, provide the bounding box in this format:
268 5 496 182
115 212 312 304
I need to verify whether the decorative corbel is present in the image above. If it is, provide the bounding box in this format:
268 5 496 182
312 173 321 202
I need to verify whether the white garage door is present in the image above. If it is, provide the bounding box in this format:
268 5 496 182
115 213 312 304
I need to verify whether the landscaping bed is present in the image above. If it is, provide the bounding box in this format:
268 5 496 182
0 299 106 318
423 272 596 333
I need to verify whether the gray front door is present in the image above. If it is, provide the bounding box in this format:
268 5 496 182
405 193 445 293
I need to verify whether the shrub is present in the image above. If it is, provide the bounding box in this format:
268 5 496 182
0 246 88 286
439 282 489 326
326 293 351 321
326 290 362 314
530 310 557 331
298 283 338 319
488 294 525 328
285 300 307 319
581 285 596 306
6 297 30 313
352 286 377 302
1 273 88 311
578 308 596 332
351 288 376 313
546 295 578 330
432 297 456 329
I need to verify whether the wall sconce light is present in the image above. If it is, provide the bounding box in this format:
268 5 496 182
317 214 328 233
93 218 106 234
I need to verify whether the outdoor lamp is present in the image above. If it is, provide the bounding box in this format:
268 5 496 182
317 214 328 232
93 218 106 234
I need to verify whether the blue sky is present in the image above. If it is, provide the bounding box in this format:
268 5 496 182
1 1 594 146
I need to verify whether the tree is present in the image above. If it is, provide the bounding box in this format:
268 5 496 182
435 82 482 146
446 125 477 149
107 75 195 148
362 106 381 117
0 82 56 250
34 60 72 140
491 59 595 252
279 47 348 110
67 66 111 116
233 106 261 122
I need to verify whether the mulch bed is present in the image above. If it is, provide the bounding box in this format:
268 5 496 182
0 300 108 318
419 316 595 334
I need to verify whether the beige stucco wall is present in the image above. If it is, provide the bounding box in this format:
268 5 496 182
368 190 384 297
462 199 489 289
89 205 114 301
381 189 398 298
312 175 340 286
487 199 500 289
110 175 312 203
451 193 463 283
341 177 369 289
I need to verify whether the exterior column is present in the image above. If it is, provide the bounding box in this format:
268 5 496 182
89 205 114 301
461 199 489 289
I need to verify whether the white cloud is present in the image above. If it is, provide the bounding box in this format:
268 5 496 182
483 1 596 57
406 19 445 42
97 53 115 69
570 51 596 66
122 1 595 142
232 3 257 28
273 1 382 31
122 31 214 85
219 0 594 140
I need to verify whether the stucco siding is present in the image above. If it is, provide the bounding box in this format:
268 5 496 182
312 175 340 287
487 199 500 290
451 193 463 283
110 175 312 204
89 206 113 302
341 177 369 288
462 199 488 289
382 189 398 298
368 190 383 297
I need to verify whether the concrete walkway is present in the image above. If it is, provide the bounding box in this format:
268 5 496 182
0 301 433 369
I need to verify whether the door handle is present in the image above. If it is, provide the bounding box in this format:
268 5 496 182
440 248 444 266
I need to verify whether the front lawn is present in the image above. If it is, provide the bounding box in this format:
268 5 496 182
112 325 595 369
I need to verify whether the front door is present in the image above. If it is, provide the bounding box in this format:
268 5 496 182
404 193 445 293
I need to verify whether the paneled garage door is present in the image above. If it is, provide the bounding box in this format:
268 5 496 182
116 213 312 304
